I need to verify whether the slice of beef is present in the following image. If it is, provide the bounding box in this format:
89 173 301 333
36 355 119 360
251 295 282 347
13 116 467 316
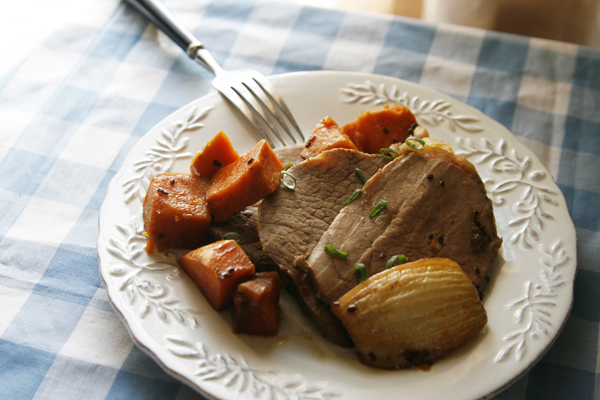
304 150 429 304
257 148 387 346
306 145 502 305
207 144 304 271
359 162 501 292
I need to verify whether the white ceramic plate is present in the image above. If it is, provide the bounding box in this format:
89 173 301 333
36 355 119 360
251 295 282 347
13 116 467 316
97 71 576 400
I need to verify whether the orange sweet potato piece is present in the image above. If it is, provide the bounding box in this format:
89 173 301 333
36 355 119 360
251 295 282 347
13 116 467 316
300 116 357 159
179 240 255 310
143 173 211 253
191 131 240 179
232 272 281 336
342 104 419 154
207 139 284 223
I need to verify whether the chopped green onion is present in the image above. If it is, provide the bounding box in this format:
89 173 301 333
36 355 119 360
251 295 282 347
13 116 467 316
223 232 242 242
386 254 407 269
324 244 348 258
405 136 425 150
279 171 297 190
343 189 362 206
380 147 399 161
355 263 368 283
354 168 367 184
284 163 293 170
369 200 389 217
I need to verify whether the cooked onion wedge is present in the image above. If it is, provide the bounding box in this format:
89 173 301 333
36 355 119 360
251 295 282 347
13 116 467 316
331 258 487 369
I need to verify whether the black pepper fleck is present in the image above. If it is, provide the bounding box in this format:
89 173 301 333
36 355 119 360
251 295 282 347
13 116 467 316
427 174 433 180
440 180 445 187
347 305 357 313
213 159 222 167
247 158 254 165
332 301 340 307
383 127 389 135
474 266 480 274
157 233 164 240
428 234 434 240
170 179 175 184
157 188 169 194
305 135 316 148
408 123 418 135
437 235 444 245
368 352 378 362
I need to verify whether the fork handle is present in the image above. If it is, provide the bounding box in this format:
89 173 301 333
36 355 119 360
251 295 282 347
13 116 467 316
125 0 223 75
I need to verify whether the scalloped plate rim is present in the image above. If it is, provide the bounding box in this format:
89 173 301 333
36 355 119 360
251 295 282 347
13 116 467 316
97 70 576 400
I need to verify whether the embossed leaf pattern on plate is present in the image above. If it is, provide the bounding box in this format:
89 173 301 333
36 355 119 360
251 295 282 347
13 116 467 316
108 211 198 327
166 336 340 400
341 80 483 133
122 106 212 203
455 137 559 250
495 241 568 362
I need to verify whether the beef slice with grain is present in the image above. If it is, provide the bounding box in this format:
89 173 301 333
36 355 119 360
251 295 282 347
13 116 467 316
257 148 387 346
306 143 502 305
358 158 502 292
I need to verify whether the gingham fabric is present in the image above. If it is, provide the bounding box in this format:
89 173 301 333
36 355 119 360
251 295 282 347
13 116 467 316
1 0 598 399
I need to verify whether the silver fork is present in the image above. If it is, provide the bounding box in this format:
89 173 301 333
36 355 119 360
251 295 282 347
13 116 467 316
126 0 304 148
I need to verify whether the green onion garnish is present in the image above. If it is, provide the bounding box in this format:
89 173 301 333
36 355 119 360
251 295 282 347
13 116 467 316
284 163 293 170
355 263 368 283
354 168 367 184
343 189 362 206
405 136 425 150
380 147 399 161
279 171 297 190
386 254 407 269
223 232 242 242
324 244 348 258
369 200 389 217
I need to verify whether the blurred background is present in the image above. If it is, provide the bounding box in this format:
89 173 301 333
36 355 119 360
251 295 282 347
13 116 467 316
2 0 599 80
295 0 600 47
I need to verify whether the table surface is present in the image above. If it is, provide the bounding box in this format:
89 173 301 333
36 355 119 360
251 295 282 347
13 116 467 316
1 0 598 399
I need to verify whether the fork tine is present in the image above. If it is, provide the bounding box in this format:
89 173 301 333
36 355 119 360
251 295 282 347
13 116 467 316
229 83 289 148
220 85 282 148
212 70 305 148
241 81 297 146
249 74 304 144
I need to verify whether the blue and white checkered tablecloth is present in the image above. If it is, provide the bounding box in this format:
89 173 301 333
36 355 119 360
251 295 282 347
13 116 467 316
1 0 598 398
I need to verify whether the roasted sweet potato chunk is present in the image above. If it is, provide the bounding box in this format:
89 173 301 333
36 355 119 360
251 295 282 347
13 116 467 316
179 240 255 310
342 104 420 154
232 272 280 336
143 173 211 253
300 116 357 159
191 131 240 179
207 139 285 222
